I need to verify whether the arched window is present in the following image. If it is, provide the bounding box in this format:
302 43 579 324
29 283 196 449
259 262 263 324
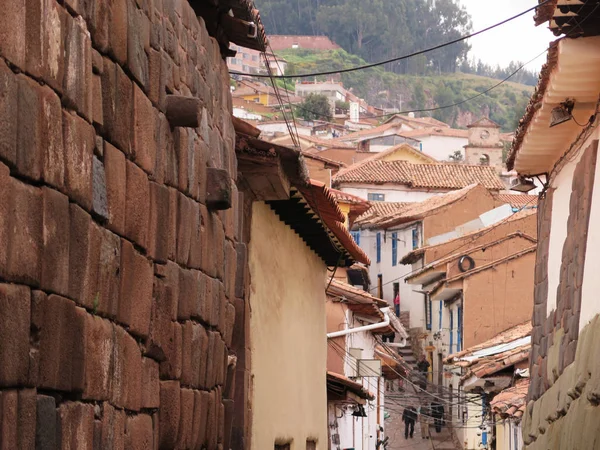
479 154 490 165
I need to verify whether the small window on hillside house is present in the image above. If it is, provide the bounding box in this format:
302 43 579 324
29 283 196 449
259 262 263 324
306 440 317 450
391 232 398 266
376 232 382 263
351 231 360 245
275 444 291 450
368 193 385 202
412 228 419 249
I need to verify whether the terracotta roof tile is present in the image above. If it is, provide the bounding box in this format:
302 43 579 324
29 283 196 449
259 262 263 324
334 161 505 190
400 128 470 139
354 202 413 228
490 379 530 419
494 193 538 208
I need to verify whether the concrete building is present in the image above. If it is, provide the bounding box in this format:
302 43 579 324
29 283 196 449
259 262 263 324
506 8 600 446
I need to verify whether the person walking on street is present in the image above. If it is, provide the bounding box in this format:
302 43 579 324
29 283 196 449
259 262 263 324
431 401 445 433
402 406 417 439
419 404 431 439
416 355 430 392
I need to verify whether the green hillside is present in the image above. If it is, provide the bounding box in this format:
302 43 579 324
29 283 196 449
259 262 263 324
275 48 533 132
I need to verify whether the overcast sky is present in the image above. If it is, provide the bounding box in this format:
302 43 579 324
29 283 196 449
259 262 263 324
458 0 554 71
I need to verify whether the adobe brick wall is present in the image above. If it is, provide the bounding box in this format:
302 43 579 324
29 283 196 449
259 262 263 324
0 1 247 448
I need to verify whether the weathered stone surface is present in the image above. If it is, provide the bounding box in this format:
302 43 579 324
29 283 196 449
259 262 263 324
132 84 157 175
40 86 65 190
16 75 43 181
63 15 93 121
165 95 201 128
101 58 133 154
148 182 171 263
41 187 70 295
92 156 109 220
100 403 126 450
58 402 95 449
104 142 127 235
125 160 150 249
0 0 26 69
127 0 150 88
63 110 95 211
159 381 181 448
207 168 233 211
141 357 160 409
119 239 153 338
126 414 153 450
0 61 18 168
35 395 57 450
111 325 142 411
82 315 113 401
0 284 30 387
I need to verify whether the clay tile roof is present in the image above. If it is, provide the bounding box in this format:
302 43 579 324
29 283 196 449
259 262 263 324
335 122 401 141
334 161 505 190
354 202 413 228
375 184 485 229
490 379 530 419
400 128 470 139
326 371 375 400
494 194 538 209
301 151 346 168
352 143 438 165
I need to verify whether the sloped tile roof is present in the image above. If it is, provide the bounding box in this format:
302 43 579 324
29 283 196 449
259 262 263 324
354 202 412 228
494 194 538 208
490 379 529 419
352 143 439 165
334 161 505 190
400 127 469 139
446 321 532 382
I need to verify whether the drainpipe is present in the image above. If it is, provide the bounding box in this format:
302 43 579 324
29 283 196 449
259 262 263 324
326 308 407 349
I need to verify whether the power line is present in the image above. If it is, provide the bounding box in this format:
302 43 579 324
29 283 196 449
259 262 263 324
230 0 552 79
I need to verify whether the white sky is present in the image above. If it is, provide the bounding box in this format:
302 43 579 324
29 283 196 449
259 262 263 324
458 0 555 71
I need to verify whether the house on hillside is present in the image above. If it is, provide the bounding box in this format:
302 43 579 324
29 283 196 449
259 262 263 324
505 9 600 446
333 160 505 202
236 127 371 448
302 152 346 186
351 184 499 333
383 114 451 129
269 35 341 51
232 81 301 107
445 322 532 450
271 133 356 151
326 279 407 450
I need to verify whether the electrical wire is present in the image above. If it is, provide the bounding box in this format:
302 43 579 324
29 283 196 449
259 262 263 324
230 0 552 79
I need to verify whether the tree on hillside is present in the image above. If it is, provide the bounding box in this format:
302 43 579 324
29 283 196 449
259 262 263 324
298 94 332 121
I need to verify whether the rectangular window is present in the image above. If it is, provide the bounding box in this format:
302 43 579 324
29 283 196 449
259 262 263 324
412 228 419 249
457 305 463 352
438 300 442 331
306 440 317 450
368 193 385 202
449 310 454 355
351 231 360 245
376 232 381 263
391 232 398 266
275 445 291 450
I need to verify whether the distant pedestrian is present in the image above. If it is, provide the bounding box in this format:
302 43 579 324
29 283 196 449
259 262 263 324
419 404 431 439
402 406 417 439
431 401 444 433
393 290 400 318
417 355 430 375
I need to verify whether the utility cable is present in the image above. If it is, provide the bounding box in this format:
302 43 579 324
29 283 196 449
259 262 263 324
230 0 552 79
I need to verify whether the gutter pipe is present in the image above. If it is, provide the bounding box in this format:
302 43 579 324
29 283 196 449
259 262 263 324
327 307 406 346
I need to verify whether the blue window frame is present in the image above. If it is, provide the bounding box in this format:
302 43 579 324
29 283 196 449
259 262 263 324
449 310 454 354
425 296 432 331
457 305 463 352
368 193 385 202
412 228 419 249
351 231 360 245
391 232 398 266
438 301 443 331
376 232 381 263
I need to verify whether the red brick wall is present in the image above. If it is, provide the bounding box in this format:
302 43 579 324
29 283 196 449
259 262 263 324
0 1 245 448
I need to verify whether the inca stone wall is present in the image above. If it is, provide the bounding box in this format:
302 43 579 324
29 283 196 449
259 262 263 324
0 0 246 448
524 142 598 448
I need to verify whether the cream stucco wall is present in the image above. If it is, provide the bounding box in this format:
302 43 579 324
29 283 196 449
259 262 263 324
545 150 582 317
249 202 329 449
579 131 600 330
340 184 447 203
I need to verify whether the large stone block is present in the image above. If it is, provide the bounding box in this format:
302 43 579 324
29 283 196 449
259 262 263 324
100 403 126 450
38 294 86 392
63 15 93 121
0 0 26 69
132 84 157 175
126 414 153 450
101 58 133 154
82 315 113 401
141 357 160 409
176 192 193 266
39 86 65 190
81 0 110 53
92 155 109 220
197 391 210 448
159 320 183 380
119 239 153 338
103 142 127 235
63 110 95 211
176 388 195 448
127 0 150 89
0 390 18 448
0 284 30 388
35 395 57 450
95 227 121 318
125 160 150 249
4 178 43 286
111 326 142 412
0 61 18 167
148 182 171 263
147 48 162 106
16 75 43 181
41 187 70 296
159 381 180 448
58 402 95 449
